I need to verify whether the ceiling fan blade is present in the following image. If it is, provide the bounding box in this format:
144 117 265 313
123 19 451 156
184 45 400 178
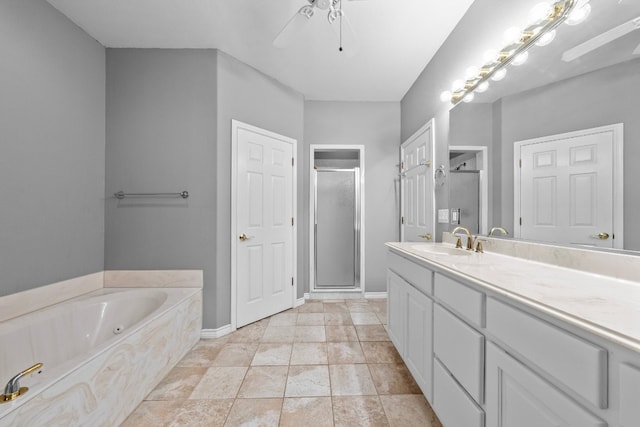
273 6 314 48
331 11 360 57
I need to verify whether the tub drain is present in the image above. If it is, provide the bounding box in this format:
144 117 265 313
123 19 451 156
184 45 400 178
113 325 125 335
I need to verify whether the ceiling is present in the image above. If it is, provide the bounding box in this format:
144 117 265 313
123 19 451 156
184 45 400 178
46 0 475 102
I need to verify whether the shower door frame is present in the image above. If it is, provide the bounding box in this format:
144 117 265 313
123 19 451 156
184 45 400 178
309 145 365 295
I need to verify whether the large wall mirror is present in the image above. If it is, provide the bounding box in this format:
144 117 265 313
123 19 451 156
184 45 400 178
447 0 640 252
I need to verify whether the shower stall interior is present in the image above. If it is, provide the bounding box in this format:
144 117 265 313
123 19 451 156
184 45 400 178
310 146 364 293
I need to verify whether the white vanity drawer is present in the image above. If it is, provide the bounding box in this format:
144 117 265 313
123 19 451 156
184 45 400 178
433 358 484 427
434 304 484 403
486 297 607 409
387 251 432 295
434 273 484 326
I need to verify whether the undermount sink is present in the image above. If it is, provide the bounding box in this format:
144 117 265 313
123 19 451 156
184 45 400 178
409 244 473 256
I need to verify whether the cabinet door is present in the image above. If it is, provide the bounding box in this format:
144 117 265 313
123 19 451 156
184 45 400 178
387 270 407 354
486 342 607 427
405 285 433 401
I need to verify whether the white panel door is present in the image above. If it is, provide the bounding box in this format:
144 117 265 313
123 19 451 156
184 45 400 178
401 120 434 242
516 126 621 248
235 123 295 327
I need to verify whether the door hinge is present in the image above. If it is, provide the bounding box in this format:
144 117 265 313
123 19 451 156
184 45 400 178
401 162 404 170
292 157 294 167
519 217 522 226
291 217 294 226
519 159 522 168
291 277 294 286
401 216 404 225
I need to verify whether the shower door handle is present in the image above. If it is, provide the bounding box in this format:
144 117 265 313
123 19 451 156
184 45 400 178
418 234 432 241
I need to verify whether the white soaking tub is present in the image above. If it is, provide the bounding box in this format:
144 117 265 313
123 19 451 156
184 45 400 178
0 287 202 427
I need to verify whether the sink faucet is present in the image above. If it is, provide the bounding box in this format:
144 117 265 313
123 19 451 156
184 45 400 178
488 226 509 236
2 363 42 402
451 226 474 250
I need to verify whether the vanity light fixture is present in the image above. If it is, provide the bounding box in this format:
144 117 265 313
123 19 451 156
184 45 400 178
441 0 590 105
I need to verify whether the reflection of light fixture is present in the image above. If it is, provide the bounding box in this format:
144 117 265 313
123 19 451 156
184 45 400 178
444 0 588 105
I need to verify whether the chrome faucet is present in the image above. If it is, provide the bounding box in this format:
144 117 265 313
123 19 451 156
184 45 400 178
488 226 509 236
2 363 42 402
451 226 473 250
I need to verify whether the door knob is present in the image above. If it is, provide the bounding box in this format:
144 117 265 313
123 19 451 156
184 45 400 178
418 234 432 241
239 233 249 241
597 232 610 240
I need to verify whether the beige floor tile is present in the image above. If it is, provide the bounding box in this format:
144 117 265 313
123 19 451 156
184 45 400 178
350 312 382 325
327 342 366 364
361 342 403 364
212 343 259 366
290 342 328 365
262 325 296 343
280 397 334 427
355 325 391 342
237 366 288 398
285 365 331 397
380 394 436 427
332 396 389 427
251 343 292 366
224 398 282 427
269 312 298 326
329 364 377 396
122 400 234 427
226 321 268 343
297 312 325 325
323 302 349 313
324 312 353 325
294 325 326 342
297 302 324 313
321 299 346 303
368 364 422 395
189 367 247 399
376 311 388 325
146 367 207 400
177 340 225 367
325 325 359 342
346 301 374 313
368 300 388 313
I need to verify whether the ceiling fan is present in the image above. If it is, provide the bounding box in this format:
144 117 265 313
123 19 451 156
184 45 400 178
273 0 367 54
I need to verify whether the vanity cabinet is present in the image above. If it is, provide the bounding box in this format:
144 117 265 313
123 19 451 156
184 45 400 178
486 342 606 427
618 363 640 426
387 253 434 400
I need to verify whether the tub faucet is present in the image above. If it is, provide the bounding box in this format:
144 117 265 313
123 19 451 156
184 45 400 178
488 226 509 236
2 363 42 402
451 226 473 250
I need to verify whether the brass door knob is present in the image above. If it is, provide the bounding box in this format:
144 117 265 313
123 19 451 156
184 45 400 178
597 232 610 240
418 234 432 241
239 233 248 241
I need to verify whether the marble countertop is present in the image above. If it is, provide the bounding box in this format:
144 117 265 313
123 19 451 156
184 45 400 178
386 242 640 353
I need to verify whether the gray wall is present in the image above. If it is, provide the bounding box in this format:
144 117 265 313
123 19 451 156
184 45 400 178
498 59 640 250
0 0 105 296
216 52 305 327
304 101 401 293
105 49 218 326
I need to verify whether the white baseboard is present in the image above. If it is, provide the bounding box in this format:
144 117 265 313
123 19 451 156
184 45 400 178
364 292 388 299
294 297 305 308
201 324 232 339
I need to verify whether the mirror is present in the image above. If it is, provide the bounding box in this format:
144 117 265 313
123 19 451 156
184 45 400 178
447 0 640 252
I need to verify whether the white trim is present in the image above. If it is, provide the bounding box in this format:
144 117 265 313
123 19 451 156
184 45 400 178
514 123 623 249
294 297 305 308
449 145 489 235
364 292 388 299
400 119 436 241
231 120 298 331
307 291 373 300
309 144 366 294
201 325 232 340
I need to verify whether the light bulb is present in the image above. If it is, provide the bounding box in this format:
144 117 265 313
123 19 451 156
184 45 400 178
465 66 480 80
529 2 552 22
476 81 489 93
482 50 498 64
440 91 452 103
462 92 475 103
535 29 556 46
511 51 529 66
566 3 591 25
451 79 464 91
504 26 523 44
491 68 507 82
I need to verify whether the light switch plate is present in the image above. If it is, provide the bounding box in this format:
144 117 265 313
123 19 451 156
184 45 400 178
438 209 449 224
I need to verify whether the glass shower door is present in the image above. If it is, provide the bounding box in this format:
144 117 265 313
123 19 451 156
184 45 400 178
314 168 360 289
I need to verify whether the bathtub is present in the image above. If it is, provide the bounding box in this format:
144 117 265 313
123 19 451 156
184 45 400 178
0 287 202 426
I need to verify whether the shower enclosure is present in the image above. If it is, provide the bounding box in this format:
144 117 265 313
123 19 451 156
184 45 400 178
310 146 364 293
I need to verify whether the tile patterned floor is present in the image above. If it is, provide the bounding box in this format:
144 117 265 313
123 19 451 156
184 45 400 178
121 298 443 427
